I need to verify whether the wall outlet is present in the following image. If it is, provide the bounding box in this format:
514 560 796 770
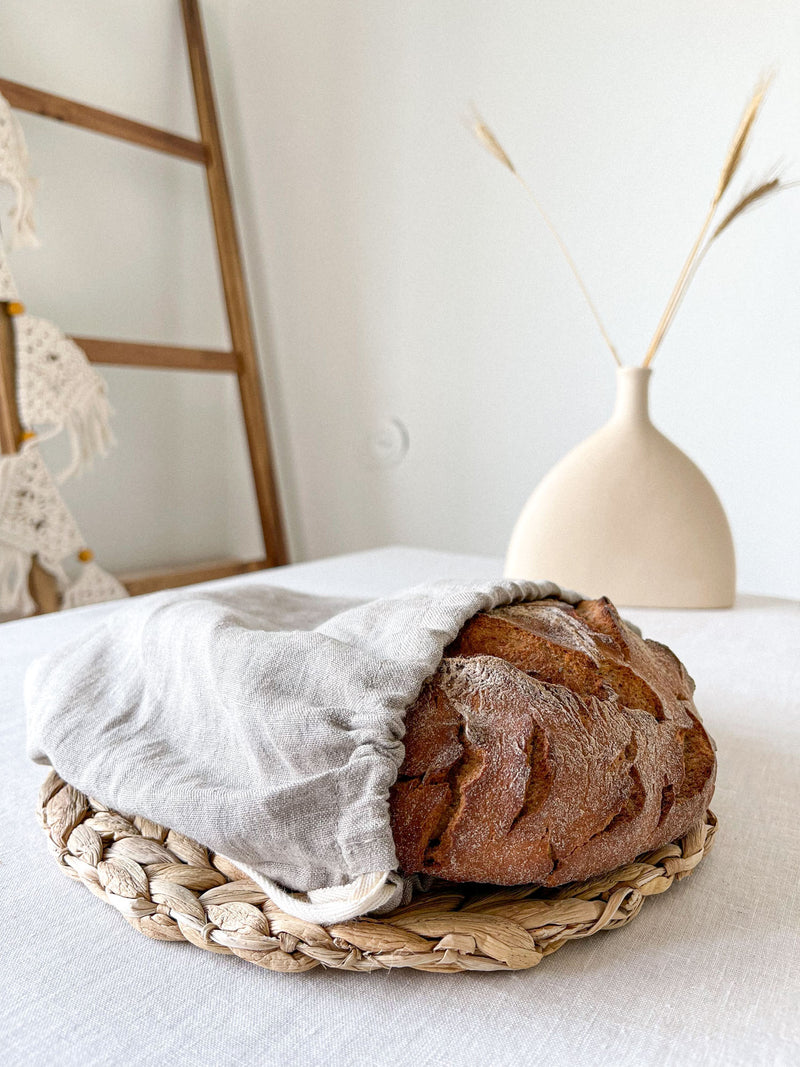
367 417 409 467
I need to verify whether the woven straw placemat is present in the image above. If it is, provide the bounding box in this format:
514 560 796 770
38 770 717 973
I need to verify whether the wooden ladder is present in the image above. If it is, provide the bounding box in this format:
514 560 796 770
0 0 287 611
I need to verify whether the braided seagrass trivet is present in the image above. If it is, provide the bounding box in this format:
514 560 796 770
38 770 717 973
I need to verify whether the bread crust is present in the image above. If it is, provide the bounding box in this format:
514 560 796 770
389 597 716 885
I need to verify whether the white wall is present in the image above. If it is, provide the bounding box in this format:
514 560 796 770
2 1 798 596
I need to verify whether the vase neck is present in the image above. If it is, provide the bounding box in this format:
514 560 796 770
611 367 652 426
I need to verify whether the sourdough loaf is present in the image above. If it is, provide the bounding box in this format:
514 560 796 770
389 596 716 885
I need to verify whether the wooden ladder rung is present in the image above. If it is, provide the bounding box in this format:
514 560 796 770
0 77 207 163
76 337 239 373
117 557 269 597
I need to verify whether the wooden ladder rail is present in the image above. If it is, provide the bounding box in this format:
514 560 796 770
0 0 288 608
179 0 287 572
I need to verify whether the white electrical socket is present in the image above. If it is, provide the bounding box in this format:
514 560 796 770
367 417 409 467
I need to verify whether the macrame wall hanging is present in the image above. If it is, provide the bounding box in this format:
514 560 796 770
0 90 127 619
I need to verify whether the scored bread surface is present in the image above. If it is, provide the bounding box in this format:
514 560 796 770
389 597 716 886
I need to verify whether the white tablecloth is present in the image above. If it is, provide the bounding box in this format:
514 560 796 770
2 546 799 1067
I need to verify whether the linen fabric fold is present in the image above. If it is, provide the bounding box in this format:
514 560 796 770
26 578 580 923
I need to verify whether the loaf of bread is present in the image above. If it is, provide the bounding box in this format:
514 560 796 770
389 596 716 886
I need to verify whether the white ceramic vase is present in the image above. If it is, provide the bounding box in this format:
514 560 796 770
504 367 735 607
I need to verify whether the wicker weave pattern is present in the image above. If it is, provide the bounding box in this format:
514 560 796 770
38 770 716 973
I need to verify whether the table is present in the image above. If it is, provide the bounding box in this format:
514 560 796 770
2 546 799 1067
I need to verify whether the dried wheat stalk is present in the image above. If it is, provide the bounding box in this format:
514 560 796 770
711 176 783 240
473 81 791 371
470 111 621 366
642 79 771 367
663 175 790 329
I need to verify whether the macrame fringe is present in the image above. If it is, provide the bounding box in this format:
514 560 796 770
0 93 39 250
0 452 12 504
0 542 35 618
6 124 38 249
14 315 115 481
58 381 115 483
0 95 123 614
61 560 128 610
0 424 32 618
0 444 83 560
0 249 19 300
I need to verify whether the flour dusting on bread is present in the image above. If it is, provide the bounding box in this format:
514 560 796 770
390 596 716 886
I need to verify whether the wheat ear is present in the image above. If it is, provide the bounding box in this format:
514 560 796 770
471 113 621 366
642 79 770 367
663 175 797 332
710 175 784 240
